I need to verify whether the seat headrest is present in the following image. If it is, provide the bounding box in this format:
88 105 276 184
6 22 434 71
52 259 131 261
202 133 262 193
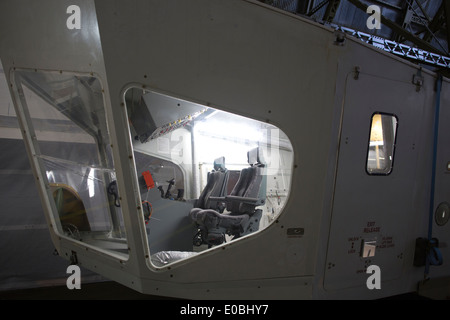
247 147 265 166
214 156 226 171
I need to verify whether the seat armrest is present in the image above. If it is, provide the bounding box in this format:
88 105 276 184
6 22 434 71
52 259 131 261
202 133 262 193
208 196 226 201
225 195 265 206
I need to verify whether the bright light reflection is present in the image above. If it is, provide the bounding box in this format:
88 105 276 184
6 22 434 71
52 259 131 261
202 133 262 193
194 119 264 143
194 118 263 165
88 168 95 198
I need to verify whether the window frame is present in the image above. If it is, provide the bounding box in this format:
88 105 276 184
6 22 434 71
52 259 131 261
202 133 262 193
121 84 295 268
12 69 130 260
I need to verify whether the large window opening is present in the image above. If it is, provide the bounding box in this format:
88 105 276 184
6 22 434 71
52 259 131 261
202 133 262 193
124 87 294 267
15 71 128 258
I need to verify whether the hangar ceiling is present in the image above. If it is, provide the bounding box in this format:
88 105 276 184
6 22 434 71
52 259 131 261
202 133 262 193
259 0 450 74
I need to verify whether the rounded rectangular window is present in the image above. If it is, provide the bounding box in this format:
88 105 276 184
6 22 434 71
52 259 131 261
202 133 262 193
124 87 294 267
366 113 398 175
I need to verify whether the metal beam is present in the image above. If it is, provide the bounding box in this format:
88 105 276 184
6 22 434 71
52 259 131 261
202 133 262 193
413 0 431 23
323 0 341 23
422 1 445 43
307 0 329 17
444 0 450 53
296 0 315 15
394 0 413 43
403 1 448 54
346 0 446 56
330 23 450 69
372 0 402 12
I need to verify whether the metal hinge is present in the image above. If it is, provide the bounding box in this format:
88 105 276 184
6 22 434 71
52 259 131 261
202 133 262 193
354 66 361 80
69 250 78 265
334 30 346 46
412 69 424 92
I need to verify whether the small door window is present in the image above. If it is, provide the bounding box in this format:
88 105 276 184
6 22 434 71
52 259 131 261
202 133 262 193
366 113 398 175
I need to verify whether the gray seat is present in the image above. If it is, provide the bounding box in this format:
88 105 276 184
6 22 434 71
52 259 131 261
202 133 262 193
194 156 229 212
225 147 266 214
190 148 266 246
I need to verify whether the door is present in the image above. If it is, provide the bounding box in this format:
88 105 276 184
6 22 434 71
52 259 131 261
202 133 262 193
324 72 430 291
